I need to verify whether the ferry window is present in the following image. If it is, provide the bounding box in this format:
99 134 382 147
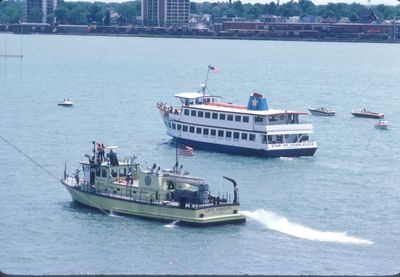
277 135 283 143
267 135 273 142
211 129 216 136
262 135 268 144
172 123 176 129
164 121 168 127
255 116 263 123
101 168 107 177
111 169 118 177
226 131 232 138
198 111 204 117
96 168 101 177
218 130 224 137
191 110 196 116
243 116 249 123
241 133 248 140
233 132 240 139
184 109 189 115
177 124 181 130
189 126 195 133
205 112 211 118
269 116 278 122
196 127 202 134
219 114 226 120
203 128 209 135
235 115 241 122
183 125 188 132
249 134 256 141
212 113 218 119
168 122 171 128
227 114 233 121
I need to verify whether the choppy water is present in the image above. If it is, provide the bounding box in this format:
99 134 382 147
1 34 400 275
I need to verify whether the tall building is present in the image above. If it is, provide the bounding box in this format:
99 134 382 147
142 0 190 27
25 0 59 24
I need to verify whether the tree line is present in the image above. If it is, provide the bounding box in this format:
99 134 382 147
1 0 399 25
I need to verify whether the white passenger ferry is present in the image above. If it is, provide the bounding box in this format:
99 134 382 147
157 85 317 157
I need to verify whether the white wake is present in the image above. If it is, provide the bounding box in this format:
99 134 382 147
242 209 373 245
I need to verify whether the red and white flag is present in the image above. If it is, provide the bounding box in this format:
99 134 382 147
179 145 194 156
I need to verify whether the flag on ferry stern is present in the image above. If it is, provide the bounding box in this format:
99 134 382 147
179 145 194 156
208 65 220 73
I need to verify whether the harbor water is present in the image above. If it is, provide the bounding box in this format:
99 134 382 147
1 34 400 275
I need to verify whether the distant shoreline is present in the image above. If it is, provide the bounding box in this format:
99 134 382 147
1 23 400 44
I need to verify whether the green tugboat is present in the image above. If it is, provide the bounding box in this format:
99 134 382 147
61 141 246 226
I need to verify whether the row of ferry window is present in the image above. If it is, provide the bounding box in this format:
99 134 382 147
169 122 257 141
183 109 258 123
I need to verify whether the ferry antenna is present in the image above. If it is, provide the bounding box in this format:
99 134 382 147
0 134 196 273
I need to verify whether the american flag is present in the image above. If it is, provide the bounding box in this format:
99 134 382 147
208 65 220 73
179 145 194 156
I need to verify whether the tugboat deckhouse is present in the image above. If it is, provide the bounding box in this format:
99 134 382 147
157 91 317 157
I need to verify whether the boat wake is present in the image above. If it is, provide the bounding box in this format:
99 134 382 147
164 220 179 228
242 209 373 245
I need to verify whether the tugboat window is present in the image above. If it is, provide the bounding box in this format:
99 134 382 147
189 126 195 133
205 112 211 118
227 114 233 121
211 129 216 136
212 113 218 119
219 114 226 120
198 111 204 117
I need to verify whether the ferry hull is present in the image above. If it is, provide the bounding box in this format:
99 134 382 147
174 137 317 157
62 183 246 226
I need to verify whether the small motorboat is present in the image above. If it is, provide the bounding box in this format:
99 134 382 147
351 109 384 119
58 99 74 107
375 119 388 129
308 107 335 116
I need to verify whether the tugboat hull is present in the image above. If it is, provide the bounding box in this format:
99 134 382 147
63 182 246 226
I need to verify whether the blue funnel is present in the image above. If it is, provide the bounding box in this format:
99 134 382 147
247 93 269 111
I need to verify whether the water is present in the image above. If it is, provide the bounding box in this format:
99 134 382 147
1 34 400 275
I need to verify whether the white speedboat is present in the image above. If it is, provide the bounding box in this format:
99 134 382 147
61 141 246 226
308 107 335 116
375 119 388 129
58 99 73 107
157 67 317 158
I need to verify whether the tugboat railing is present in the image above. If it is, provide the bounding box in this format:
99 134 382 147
63 174 234 209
